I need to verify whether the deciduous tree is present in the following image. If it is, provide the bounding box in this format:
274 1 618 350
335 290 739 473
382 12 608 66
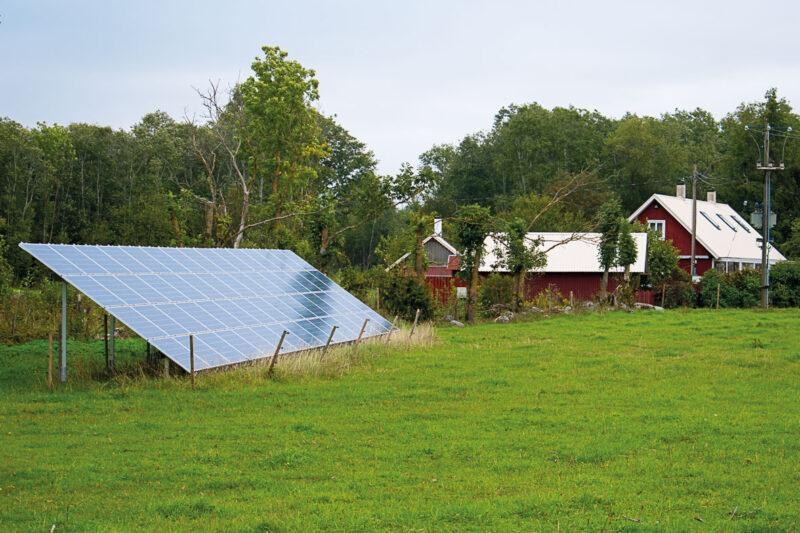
454 204 492 322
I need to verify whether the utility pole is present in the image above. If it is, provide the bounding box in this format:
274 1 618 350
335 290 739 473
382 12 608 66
755 124 784 308
690 164 697 279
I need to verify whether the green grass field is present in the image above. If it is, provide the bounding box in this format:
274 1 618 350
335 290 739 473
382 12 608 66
2 309 800 531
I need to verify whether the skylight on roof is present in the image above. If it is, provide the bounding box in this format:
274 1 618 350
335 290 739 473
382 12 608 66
716 213 737 232
700 211 721 230
731 215 751 233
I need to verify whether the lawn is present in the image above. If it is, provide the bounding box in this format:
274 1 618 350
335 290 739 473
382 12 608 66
1 309 799 531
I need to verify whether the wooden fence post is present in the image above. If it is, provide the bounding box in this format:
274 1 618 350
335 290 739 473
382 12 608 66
661 283 666 308
267 330 288 378
570 291 574 307
409 309 421 339
385 315 399 344
189 335 195 390
321 325 338 360
354 318 369 351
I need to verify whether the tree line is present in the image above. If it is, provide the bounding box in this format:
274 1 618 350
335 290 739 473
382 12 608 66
2 46 800 296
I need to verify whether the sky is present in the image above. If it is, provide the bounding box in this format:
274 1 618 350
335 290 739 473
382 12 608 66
2 1 800 175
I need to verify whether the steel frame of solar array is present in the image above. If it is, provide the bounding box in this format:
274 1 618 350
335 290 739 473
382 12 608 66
20 243 392 379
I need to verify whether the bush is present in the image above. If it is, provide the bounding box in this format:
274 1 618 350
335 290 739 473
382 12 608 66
335 266 371 302
379 274 435 322
663 281 695 308
529 285 566 310
728 269 761 308
477 273 514 315
617 275 641 307
698 269 761 308
770 262 800 307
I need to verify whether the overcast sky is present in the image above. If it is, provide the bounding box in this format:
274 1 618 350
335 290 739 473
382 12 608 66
2 1 799 175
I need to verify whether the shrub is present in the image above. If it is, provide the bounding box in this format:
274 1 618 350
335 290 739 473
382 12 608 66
698 270 738 308
663 281 695 308
697 269 761 308
335 266 371 302
728 269 761 308
379 274 435 322
770 262 800 307
617 275 640 307
529 284 565 310
478 273 514 314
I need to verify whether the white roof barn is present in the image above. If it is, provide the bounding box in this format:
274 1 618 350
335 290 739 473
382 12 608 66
480 232 648 273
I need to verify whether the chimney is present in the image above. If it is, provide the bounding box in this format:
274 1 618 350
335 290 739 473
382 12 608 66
676 184 686 199
707 191 716 203
433 218 443 236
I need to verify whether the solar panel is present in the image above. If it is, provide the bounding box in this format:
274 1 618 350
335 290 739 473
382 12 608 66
19 244 392 372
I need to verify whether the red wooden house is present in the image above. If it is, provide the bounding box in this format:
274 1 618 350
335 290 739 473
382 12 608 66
629 185 786 277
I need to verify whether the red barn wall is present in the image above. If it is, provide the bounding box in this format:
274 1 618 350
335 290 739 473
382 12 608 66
635 202 714 275
477 272 653 304
525 273 621 301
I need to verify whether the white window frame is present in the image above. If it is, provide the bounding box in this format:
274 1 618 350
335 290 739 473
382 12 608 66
647 219 666 239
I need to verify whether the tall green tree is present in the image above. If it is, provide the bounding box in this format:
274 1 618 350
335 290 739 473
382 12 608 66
718 88 800 248
409 211 433 283
603 115 687 212
617 220 638 281
497 218 545 311
597 199 622 300
240 46 328 245
454 204 492 322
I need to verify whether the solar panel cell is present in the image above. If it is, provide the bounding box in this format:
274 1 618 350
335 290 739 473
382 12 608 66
63 275 124 307
159 303 205 332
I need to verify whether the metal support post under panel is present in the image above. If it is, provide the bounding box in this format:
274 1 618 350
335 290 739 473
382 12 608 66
61 281 67 382
109 315 116 371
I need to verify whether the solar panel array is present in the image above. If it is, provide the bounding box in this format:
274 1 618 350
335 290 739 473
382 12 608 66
20 244 392 371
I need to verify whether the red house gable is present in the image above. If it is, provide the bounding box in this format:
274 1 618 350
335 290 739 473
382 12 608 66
634 200 713 275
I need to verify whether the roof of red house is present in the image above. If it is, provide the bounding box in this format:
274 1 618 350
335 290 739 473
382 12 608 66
629 193 786 263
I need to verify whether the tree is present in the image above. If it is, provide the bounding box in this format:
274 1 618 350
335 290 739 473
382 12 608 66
646 229 681 288
491 104 611 199
409 211 433 283
187 47 328 249
603 115 687 213
782 217 800 259
496 218 545 311
718 88 800 249
0 218 13 296
617 220 638 280
597 199 622 300
454 204 492 323
240 46 328 243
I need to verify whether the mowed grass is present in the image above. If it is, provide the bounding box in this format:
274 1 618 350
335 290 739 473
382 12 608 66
1 310 800 532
